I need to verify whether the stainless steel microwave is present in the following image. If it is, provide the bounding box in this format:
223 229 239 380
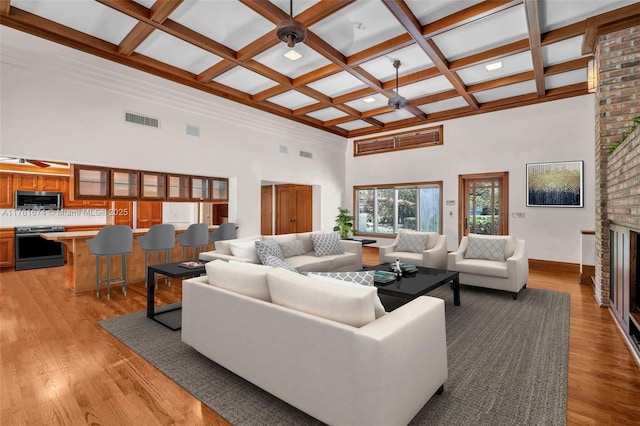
15 190 63 210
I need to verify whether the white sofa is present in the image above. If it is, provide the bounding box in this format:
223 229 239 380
447 234 528 299
182 260 448 426
199 232 362 272
379 231 448 269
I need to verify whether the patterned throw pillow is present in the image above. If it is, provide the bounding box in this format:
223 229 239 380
278 240 306 258
396 232 428 253
464 236 506 261
308 271 375 286
264 255 298 273
255 238 284 264
310 232 345 257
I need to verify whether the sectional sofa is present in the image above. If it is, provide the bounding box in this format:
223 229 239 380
182 260 448 425
198 231 362 272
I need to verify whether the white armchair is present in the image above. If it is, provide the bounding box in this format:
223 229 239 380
447 234 528 299
379 231 448 269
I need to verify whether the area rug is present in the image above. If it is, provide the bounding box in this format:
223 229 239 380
99 285 569 425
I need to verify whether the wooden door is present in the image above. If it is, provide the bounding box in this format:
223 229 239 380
137 201 163 229
275 185 312 234
112 201 133 227
0 174 13 208
261 185 273 235
458 172 508 238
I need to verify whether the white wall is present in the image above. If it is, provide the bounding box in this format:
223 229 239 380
345 96 596 264
0 27 346 237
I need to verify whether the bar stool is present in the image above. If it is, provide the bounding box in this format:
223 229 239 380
178 223 209 260
209 222 237 249
87 225 133 300
138 224 175 288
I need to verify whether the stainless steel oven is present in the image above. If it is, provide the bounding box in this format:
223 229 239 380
14 225 65 271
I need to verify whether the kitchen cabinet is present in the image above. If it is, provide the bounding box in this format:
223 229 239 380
136 201 163 229
167 174 190 200
111 169 139 199
71 165 109 199
0 174 13 208
62 179 109 209
141 172 166 200
14 173 64 191
212 178 229 202
0 230 15 268
112 201 133 227
191 176 211 201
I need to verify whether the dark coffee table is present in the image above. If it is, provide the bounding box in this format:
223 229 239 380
147 260 207 330
365 265 460 306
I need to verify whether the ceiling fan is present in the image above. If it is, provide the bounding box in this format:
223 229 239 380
388 59 408 110
276 0 307 48
0 157 68 168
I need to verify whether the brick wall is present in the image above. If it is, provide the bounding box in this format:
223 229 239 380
595 24 640 306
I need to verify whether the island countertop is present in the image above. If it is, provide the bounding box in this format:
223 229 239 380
41 225 218 294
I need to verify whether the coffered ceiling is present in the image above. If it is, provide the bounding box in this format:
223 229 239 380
1 0 639 137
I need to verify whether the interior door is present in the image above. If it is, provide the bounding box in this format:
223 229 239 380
275 184 312 234
261 185 273 235
459 172 508 238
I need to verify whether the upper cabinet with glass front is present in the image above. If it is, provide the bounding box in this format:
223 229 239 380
111 169 139 199
141 171 166 200
191 176 211 201
167 174 190 200
212 178 229 202
72 165 109 199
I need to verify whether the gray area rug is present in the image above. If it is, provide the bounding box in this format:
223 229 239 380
99 285 569 425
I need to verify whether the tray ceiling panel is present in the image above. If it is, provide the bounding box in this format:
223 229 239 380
2 0 639 137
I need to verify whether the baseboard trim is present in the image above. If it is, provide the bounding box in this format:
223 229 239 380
529 258 579 274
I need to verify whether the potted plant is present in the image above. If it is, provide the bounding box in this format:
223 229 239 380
333 207 354 239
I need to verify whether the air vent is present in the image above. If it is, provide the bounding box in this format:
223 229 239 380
279 145 288 154
186 124 200 137
299 150 313 159
354 125 443 156
125 112 159 128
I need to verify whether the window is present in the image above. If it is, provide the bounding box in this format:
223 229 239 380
353 125 443 156
354 182 442 235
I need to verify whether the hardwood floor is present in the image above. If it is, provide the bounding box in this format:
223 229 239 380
1 247 639 425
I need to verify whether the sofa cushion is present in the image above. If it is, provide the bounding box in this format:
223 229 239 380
323 252 359 271
278 240 306 258
311 232 344 256
454 258 509 278
286 255 334 273
308 272 386 319
228 240 260 263
206 260 271 301
295 232 315 253
255 238 284 264
264 255 298 273
215 235 262 255
396 232 428 253
381 251 423 265
270 233 298 244
266 268 377 327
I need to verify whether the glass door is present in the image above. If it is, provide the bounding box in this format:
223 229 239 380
459 172 508 237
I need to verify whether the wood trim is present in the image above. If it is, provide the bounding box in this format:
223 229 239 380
458 171 509 239
524 0 545 97
529 258 579 274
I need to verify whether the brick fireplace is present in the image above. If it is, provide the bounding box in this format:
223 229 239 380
594 22 640 358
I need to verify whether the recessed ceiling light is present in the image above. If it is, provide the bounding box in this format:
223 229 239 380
283 49 303 61
363 97 376 103
485 61 503 71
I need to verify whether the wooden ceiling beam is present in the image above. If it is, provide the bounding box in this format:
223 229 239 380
409 89 459 107
295 0 355 27
582 4 640 55
381 67 441 90
293 64 342 87
347 34 414 66
324 116 354 127
0 0 11 15
197 60 236 83
362 106 395 118
467 71 534 93
544 57 590 76
449 39 529 71
252 85 290 102
236 32 278 61
524 0 545 97
293 103 325 116
332 88 377 105
541 21 585 45
383 0 479 110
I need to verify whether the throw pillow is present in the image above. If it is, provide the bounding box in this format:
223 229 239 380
255 238 284 264
228 240 260 263
307 272 386 319
264 255 298 273
464 236 506 261
278 240 306 258
308 271 375 286
396 232 428 253
310 232 344 257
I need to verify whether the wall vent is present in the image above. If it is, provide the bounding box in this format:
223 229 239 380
186 124 200 137
279 145 288 154
125 112 159 128
299 150 313 159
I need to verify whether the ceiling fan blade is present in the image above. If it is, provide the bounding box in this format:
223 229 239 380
27 160 50 168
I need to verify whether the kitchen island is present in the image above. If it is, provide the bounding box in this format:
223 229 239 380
41 225 218 293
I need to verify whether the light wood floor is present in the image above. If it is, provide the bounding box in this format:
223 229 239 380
1 247 639 425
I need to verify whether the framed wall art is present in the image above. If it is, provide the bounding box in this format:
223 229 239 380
526 160 583 207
